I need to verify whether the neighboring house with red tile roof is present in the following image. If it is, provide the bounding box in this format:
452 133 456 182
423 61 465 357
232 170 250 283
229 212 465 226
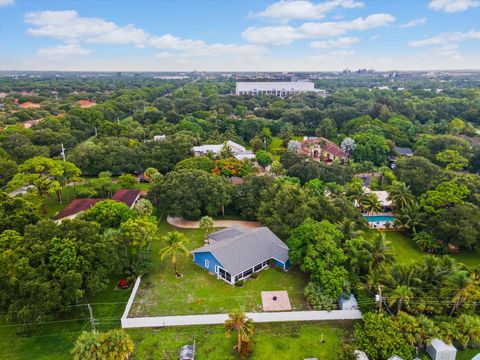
78 100 97 108
55 189 140 221
300 136 348 163
55 198 104 221
111 189 141 208
18 101 41 109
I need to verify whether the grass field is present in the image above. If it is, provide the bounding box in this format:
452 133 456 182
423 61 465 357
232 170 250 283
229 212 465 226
130 221 309 316
386 231 480 269
0 279 132 360
130 321 353 360
268 135 303 160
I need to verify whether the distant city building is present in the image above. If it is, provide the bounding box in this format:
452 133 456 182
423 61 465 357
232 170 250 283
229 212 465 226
235 81 325 97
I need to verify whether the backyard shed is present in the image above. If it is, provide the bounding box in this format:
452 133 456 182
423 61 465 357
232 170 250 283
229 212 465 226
354 350 369 360
387 356 403 360
427 338 456 360
179 344 195 360
338 294 358 310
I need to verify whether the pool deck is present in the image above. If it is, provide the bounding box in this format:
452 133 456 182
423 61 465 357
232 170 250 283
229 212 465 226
362 212 393 217
363 212 396 230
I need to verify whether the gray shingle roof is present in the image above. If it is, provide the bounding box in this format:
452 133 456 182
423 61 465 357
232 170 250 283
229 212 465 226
193 227 289 276
208 226 247 242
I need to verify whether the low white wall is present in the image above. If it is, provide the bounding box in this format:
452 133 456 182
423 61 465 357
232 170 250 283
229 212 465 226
121 276 362 329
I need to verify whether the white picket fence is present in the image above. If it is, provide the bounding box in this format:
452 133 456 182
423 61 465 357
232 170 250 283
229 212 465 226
121 276 362 329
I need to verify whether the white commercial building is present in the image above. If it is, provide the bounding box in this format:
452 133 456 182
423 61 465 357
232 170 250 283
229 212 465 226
235 81 324 97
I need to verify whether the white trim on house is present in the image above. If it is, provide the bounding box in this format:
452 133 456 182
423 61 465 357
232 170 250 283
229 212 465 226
204 259 209 268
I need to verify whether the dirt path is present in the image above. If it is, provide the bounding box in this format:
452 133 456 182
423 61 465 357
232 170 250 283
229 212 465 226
167 216 261 229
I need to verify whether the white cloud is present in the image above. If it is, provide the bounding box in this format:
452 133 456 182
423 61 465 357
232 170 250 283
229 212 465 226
310 36 360 48
37 44 91 57
399 18 427 28
155 52 175 59
254 0 364 20
25 10 148 47
408 30 480 47
150 34 267 57
370 35 380 40
242 13 395 45
0 0 15 7
149 34 206 50
24 10 266 60
428 0 480 12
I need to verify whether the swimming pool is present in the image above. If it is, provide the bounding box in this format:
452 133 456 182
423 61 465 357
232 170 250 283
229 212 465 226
364 215 395 223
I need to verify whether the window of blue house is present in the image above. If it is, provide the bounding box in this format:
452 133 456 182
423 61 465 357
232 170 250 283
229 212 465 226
205 259 209 268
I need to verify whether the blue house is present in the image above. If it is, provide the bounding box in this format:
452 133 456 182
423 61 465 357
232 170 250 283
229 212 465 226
192 226 290 284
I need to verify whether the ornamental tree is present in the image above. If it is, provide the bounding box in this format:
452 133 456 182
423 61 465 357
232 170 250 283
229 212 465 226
81 200 136 229
287 219 349 299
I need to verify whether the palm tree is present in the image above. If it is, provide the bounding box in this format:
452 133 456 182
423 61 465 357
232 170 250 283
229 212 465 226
362 193 382 215
72 331 102 360
98 329 134 360
336 219 362 244
394 202 425 234
199 216 214 243
388 181 414 210
368 232 394 270
388 285 414 314
159 231 190 277
443 270 480 316
345 180 364 208
378 166 391 188
224 310 255 355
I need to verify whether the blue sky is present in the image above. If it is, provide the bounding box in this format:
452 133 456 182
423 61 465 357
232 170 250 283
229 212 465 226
0 0 479 71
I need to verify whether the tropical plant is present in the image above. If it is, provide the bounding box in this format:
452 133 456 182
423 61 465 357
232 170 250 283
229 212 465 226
368 232 394 270
388 285 414 314
224 310 255 356
199 216 214 242
362 192 382 215
336 219 362 243
98 329 134 360
388 181 414 211
394 202 425 234
442 270 480 316
413 231 444 253
72 331 102 360
72 330 134 360
159 231 190 277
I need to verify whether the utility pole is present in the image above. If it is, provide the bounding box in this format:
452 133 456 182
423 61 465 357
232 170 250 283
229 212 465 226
375 285 383 312
87 304 96 332
60 143 66 162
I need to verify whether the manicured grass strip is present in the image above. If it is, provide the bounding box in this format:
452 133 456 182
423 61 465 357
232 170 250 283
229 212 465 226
130 321 354 360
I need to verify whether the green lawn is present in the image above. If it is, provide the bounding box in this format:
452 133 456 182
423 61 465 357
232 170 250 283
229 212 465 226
0 279 132 360
37 183 90 218
130 321 353 360
386 231 480 269
130 221 309 316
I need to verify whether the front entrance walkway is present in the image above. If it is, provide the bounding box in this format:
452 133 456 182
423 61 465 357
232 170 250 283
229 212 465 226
167 216 261 229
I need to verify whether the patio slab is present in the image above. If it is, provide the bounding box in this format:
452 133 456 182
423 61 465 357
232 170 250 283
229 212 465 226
261 291 292 311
